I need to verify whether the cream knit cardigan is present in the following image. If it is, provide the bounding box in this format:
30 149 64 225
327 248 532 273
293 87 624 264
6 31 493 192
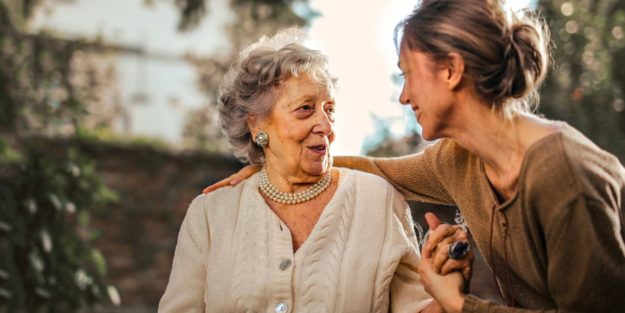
158 168 431 313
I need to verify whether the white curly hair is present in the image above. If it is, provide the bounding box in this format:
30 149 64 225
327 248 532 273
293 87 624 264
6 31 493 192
218 28 338 165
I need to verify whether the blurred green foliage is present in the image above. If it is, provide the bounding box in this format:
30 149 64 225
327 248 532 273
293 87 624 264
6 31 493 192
174 0 314 31
77 128 172 152
538 0 625 161
0 1 119 311
0 141 119 312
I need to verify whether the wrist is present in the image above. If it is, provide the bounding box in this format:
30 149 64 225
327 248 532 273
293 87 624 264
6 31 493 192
445 293 465 313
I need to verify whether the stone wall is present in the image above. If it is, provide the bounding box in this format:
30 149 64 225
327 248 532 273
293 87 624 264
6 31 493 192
79 141 242 311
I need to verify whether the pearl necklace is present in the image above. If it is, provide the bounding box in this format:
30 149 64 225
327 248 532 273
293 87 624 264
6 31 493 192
259 166 332 205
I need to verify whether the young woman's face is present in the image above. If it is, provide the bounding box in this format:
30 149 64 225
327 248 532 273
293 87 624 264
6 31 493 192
398 43 455 140
254 73 335 178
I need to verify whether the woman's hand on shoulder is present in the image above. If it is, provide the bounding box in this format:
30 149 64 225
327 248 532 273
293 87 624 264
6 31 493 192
202 165 261 193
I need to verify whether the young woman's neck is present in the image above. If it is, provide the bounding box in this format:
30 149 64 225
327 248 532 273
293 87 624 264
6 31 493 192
446 98 555 200
453 107 524 174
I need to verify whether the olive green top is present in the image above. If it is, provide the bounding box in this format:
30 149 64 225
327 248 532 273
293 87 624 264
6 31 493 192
338 123 625 313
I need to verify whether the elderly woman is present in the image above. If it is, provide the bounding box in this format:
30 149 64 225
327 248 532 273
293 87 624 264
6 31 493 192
158 29 451 313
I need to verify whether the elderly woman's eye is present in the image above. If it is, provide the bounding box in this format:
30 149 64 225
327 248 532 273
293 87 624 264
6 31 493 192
295 104 315 118
298 104 314 112
324 102 335 114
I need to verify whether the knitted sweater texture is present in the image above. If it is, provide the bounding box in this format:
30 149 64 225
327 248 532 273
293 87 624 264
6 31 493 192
158 168 431 313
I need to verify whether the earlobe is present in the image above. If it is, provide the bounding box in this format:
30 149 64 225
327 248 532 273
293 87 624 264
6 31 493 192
446 52 465 90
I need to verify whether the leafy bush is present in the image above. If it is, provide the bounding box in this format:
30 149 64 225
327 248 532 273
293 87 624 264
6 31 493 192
0 139 119 312
0 2 118 312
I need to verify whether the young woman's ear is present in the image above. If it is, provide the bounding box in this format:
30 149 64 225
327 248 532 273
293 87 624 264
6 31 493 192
445 52 466 90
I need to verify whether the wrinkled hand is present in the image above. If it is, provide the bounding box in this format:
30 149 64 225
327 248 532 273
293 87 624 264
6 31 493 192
202 165 261 193
422 212 474 287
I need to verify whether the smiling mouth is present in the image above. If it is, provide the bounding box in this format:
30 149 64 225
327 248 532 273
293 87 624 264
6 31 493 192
411 106 421 119
308 144 327 154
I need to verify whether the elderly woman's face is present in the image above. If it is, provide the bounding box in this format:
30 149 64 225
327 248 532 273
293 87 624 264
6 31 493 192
256 73 335 177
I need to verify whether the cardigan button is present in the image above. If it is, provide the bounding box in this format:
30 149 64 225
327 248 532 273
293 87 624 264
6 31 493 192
279 259 292 271
275 302 288 313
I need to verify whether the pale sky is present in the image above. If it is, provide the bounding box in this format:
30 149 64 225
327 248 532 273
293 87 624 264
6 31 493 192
307 0 417 155
31 0 532 155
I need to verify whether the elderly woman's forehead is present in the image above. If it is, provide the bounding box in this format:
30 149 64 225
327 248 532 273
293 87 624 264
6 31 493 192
286 71 333 87
276 75 333 100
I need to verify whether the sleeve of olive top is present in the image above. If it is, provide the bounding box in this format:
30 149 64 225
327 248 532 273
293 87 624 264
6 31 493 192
333 141 454 204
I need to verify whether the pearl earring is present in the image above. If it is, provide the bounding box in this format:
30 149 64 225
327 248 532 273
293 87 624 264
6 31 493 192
254 131 269 147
